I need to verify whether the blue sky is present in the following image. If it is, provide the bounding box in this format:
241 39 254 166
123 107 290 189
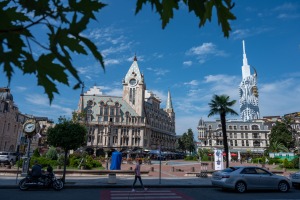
1 1 300 138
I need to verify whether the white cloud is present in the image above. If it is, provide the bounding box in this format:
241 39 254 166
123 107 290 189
146 67 169 76
188 43 216 55
184 80 199 86
15 86 27 92
183 61 192 66
104 59 120 65
25 94 49 105
186 43 227 64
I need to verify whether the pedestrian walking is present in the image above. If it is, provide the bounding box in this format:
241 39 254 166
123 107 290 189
132 158 147 192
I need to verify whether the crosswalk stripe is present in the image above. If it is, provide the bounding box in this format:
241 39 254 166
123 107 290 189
107 190 186 200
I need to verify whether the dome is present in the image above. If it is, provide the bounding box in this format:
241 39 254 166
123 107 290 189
0 87 14 101
198 118 205 126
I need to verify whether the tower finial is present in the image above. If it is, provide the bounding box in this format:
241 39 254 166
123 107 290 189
242 40 246 55
134 53 137 61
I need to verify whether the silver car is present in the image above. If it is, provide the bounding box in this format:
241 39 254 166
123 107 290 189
211 166 291 193
289 171 300 188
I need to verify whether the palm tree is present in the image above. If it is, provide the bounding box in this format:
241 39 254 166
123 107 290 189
268 141 289 153
208 94 238 168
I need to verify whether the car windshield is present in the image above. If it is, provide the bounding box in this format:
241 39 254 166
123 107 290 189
221 167 240 173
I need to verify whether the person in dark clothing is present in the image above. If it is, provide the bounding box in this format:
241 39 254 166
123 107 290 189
31 160 42 178
46 164 53 174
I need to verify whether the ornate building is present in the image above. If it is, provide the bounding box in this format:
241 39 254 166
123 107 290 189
0 87 52 154
0 87 24 152
197 118 270 154
77 56 176 155
239 40 260 121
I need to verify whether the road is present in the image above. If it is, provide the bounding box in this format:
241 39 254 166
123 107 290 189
1 188 300 200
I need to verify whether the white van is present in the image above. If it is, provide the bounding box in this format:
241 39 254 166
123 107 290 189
0 151 17 164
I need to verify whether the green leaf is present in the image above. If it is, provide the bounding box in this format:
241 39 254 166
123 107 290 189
78 35 105 70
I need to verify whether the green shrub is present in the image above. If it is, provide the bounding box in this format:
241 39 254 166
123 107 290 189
57 154 67 166
291 157 299 169
268 157 282 165
30 156 57 168
33 149 40 157
69 156 81 168
83 155 102 169
46 147 58 160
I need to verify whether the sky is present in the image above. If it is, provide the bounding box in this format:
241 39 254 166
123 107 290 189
1 1 300 139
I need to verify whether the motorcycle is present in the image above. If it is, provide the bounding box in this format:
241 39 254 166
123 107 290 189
19 172 64 191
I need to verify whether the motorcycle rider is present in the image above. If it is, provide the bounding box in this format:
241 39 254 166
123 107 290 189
31 160 42 179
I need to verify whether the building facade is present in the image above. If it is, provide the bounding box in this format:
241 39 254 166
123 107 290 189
0 87 52 155
197 118 270 154
239 40 260 121
77 56 176 155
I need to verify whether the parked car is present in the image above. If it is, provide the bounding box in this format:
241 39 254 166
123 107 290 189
289 171 300 188
0 151 17 164
211 166 291 193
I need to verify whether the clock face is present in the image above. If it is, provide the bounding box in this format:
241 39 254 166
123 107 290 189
24 122 36 133
129 79 137 86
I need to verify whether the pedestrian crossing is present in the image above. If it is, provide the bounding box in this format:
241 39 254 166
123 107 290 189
100 189 194 200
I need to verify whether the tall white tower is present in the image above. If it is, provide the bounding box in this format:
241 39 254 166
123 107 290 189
239 40 260 121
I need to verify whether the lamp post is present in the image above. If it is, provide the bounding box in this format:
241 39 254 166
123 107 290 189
206 128 214 170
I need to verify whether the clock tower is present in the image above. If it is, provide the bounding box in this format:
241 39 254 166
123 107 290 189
122 56 145 116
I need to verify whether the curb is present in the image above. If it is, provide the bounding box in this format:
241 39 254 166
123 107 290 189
0 184 215 189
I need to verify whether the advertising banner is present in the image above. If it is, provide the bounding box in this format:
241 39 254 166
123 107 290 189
214 149 224 170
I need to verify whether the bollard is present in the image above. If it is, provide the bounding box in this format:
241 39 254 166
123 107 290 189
191 167 195 172
108 173 117 184
151 167 154 172
171 167 175 172
129 167 133 170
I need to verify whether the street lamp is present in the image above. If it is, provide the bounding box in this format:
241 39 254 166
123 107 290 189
103 119 114 170
206 128 214 169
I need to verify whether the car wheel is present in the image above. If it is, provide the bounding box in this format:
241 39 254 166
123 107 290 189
235 181 247 193
278 181 289 192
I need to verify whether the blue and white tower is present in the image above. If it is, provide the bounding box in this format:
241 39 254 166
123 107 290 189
239 40 260 121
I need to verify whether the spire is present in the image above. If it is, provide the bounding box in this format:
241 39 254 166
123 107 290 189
242 40 248 67
241 40 251 79
124 54 142 84
166 89 173 110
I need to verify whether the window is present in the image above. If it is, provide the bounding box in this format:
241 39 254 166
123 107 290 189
240 126 244 130
110 108 114 116
234 126 237 130
246 140 249 146
234 133 237 138
229 125 232 130
241 168 257 174
252 125 259 130
241 133 244 139
242 140 245 146
234 140 237 146
245 126 248 130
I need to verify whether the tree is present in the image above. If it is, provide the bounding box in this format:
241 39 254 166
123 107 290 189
46 146 58 160
208 94 238 168
47 117 87 183
176 137 185 152
186 128 196 155
180 129 196 155
1 0 236 103
267 141 288 153
269 120 293 150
